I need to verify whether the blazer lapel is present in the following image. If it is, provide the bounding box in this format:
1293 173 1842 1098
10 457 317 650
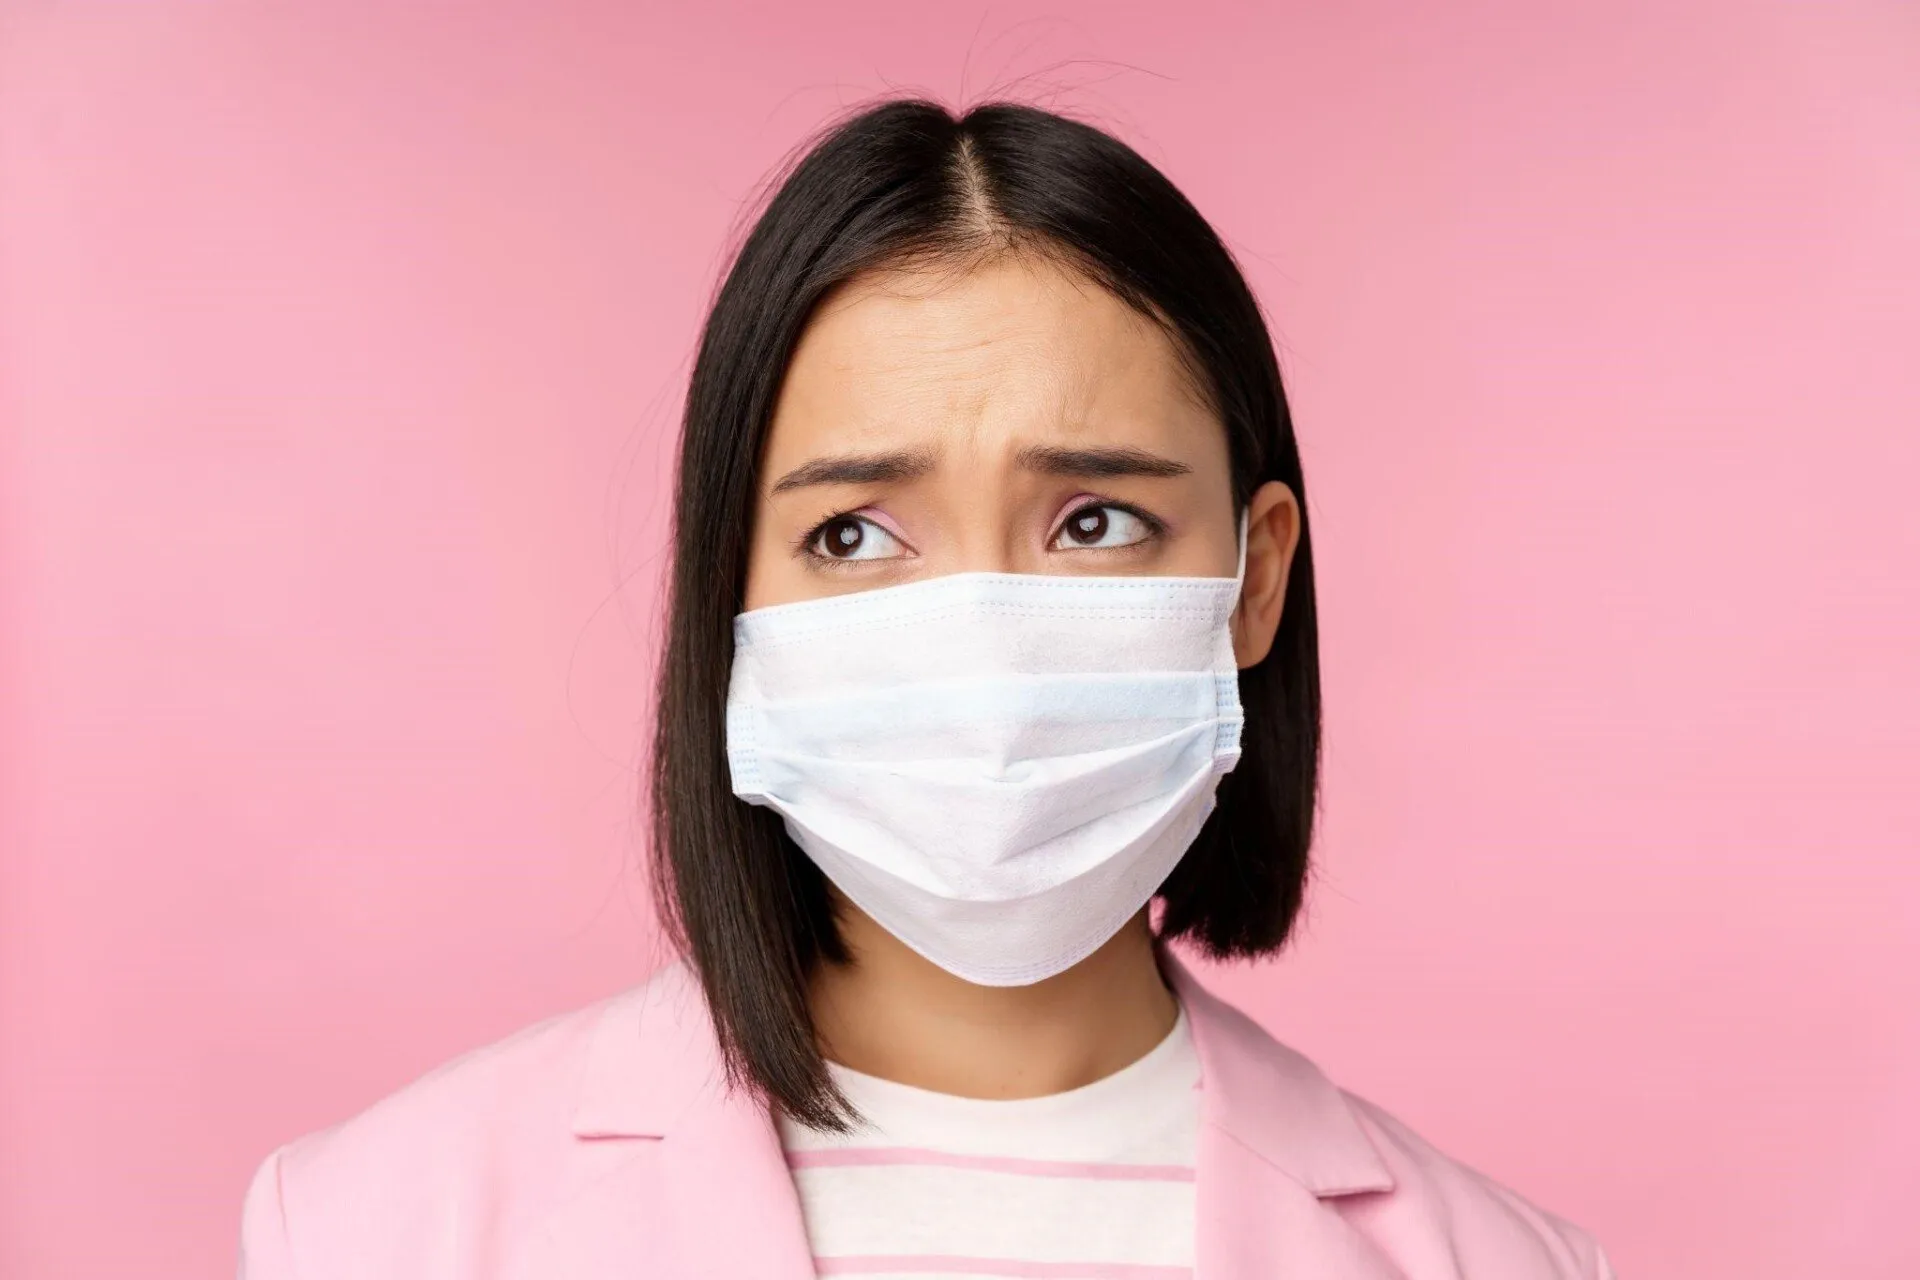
1195 1124 1409 1280
511 952 1406 1280
505 962 816 1280
650 1055 818 1279
1167 953 1411 1280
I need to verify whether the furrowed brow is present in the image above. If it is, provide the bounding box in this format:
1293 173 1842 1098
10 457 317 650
769 447 936 494
1015 444 1192 480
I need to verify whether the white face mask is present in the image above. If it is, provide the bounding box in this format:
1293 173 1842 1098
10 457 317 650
724 514 1248 987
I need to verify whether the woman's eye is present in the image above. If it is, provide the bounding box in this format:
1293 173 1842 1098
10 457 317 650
807 514 906 562
1051 504 1154 551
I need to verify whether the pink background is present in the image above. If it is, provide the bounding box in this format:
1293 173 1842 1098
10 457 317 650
3 2 1917 1276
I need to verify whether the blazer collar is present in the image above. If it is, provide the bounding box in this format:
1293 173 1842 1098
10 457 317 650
519 960 815 1280
568 950 1394 1199
1162 951 1394 1196
568 955 717 1139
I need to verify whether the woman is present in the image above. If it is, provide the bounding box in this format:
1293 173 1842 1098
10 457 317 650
239 98 1614 1279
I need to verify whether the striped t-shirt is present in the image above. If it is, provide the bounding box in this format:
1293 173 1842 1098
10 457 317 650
776 1004 1200 1280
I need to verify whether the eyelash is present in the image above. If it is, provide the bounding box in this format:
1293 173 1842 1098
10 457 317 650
794 499 1167 566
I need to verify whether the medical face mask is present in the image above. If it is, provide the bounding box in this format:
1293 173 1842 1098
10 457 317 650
724 515 1248 987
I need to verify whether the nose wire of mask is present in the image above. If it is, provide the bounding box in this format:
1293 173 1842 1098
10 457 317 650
724 510 1251 987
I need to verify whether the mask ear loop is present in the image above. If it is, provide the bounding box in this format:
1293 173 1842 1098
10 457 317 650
1232 507 1251 588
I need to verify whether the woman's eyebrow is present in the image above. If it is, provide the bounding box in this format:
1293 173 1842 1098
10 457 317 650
770 447 937 494
1015 444 1192 479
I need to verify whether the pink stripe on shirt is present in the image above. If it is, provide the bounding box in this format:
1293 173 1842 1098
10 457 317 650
785 1146 1196 1183
811 1257 1190 1279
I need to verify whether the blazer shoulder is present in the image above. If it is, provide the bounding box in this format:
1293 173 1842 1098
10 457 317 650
1336 1088 1614 1279
239 962 687 1279
274 978 629 1176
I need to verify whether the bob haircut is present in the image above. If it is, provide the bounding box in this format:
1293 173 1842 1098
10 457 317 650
650 97 1321 1131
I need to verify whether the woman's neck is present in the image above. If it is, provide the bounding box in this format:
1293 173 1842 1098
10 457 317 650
806 899 1180 1100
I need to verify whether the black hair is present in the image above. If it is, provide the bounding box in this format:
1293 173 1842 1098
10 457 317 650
649 96 1320 1131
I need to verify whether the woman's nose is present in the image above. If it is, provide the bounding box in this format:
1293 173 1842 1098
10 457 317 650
927 523 1028 576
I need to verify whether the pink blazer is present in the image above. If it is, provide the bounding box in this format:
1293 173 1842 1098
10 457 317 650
237 954 1614 1279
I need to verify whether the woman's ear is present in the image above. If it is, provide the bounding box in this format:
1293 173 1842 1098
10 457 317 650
1231 480 1301 668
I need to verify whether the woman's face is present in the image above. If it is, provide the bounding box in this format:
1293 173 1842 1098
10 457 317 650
744 254 1298 666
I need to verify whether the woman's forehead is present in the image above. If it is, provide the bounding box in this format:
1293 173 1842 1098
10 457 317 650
767 259 1218 468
